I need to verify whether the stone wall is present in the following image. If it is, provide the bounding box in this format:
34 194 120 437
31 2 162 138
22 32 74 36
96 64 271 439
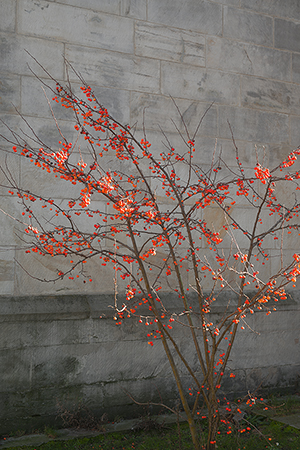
0 0 300 433
0 293 299 434
1 0 300 295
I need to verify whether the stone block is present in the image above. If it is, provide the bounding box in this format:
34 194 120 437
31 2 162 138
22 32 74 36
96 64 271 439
140 249 189 291
0 197 24 245
111 128 268 170
181 135 225 164
211 0 240 5
0 294 94 322
241 0 300 21
218 106 289 144
267 143 295 167
241 75 300 115
28 338 167 387
161 62 240 104
292 53 300 84
19 158 78 199
87 317 124 343
13 244 125 296
0 247 14 295
0 319 95 350
0 33 64 79
267 211 294 253
121 0 146 19
0 280 13 297
30 346 83 388
0 114 22 142
18 0 134 54
119 317 158 342
201 205 232 246
98 381 160 418
224 6 273 46
20 76 131 124
90 85 131 124
20 76 72 121
0 74 20 114
271 251 300 291
208 138 271 168
248 307 300 334
0 147 21 197
234 205 285 250
230 324 299 369
15 116 78 149
80 376 178 413
0 0 16 32
148 0 222 35
201 202 279 252
0 384 84 432
246 364 300 393
57 0 121 15
65 45 160 93
275 18 300 53
130 93 217 136
289 115 300 147
0 249 14 283
121 128 191 160
0 348 31 392
207 36 291 82
135 22 205 66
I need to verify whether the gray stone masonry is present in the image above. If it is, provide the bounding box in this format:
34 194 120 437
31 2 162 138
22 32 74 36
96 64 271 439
0 293 299 434
0 0 300 433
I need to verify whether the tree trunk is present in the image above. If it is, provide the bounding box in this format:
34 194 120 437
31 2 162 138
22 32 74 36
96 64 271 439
187 415 200 450
206 410 219 450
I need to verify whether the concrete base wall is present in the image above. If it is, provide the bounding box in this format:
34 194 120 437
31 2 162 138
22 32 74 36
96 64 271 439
0 292 299 434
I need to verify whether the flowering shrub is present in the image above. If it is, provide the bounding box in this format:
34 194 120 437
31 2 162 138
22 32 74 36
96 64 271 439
1 64 300 450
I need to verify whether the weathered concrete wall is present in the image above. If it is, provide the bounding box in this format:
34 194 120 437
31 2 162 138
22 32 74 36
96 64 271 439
0 0 300 433
0 293 299 434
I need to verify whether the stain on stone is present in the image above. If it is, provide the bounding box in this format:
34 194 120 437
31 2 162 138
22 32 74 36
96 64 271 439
62 356 79 375
197 73 208 88
0 260 14 281
33 2 49 10
0 36 12 59
124 1 131 16
180 36 185 63
90 16 102 24
33 356 80 387
182 102 197 126
247 91 261 98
